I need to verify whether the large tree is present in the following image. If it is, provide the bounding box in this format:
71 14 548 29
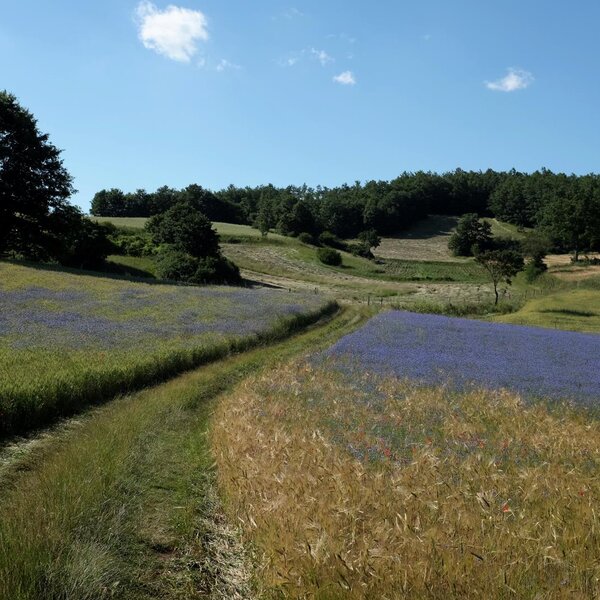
0 91 74 257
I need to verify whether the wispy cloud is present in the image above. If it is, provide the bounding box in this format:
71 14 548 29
486 68 534 92
278 47 334 68
333 70 356 85
283 7 303 19
310 48 334 66
216 58 241 72
136 1 208 63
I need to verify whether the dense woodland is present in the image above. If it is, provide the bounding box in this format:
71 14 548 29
92 169 600 256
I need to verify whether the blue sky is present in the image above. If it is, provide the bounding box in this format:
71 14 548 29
2 1 600 211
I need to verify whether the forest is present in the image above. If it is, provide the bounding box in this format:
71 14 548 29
91 169 600 257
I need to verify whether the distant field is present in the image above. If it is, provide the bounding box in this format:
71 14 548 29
484 217 532 240
373 215 461 262
91 216 289 241
0 261 333 437
493 287 600 333
92 216 147 229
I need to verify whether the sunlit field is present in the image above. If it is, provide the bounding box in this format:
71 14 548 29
0 262 334 437
214 311 600 598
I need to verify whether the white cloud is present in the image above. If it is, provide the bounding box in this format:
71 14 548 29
485 68 534 92
136 1 208 63
310 48 333 66
216 58 241 72
333 70 356 85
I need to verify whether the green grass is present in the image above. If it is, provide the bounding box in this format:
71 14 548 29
483 218 532 240
91 216 291 243
0 261 334 438
492 287 600 333
0 307 368 600
106 254 157 277
92 216 148 229
383 258 487 282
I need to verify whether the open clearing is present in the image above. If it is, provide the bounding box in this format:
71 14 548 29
373 215 461 261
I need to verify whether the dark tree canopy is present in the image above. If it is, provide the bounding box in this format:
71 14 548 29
1 91 112 267
146 202 220 258
146 201 240 284
448 214 493 257
0 91 74 257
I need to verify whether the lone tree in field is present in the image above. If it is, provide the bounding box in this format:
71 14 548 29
475 249 524 305
448 213 493 256
146 201 240 284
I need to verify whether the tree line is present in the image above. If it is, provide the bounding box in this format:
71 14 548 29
92 169 600 257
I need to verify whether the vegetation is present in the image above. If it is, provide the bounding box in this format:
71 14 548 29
0 262 334 438
317 247 342 266
448 213 493 256
0 92 112 268
147 202 240 284
475 248 525 304
0 307 365 600
214 360 600 598
90 169 600 260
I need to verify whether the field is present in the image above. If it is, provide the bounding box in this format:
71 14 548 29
213 310 600 598
3 214 600 599
0 261 334 437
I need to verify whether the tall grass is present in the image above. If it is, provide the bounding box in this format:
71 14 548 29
0 261 335 438
0 308 366 600
213 363 600 598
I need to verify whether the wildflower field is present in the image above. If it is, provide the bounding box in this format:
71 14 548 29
214 310 600 598
0 262 334 437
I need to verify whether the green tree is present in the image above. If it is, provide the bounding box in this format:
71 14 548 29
475 249 524 305
256 193 276 238
146 202 220 258
0 91 74 257
448 213 493 256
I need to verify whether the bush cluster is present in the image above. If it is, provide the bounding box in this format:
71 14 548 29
317 247 342 266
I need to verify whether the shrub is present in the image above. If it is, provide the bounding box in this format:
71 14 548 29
156 247 241 285
448 213 492 257
525 252 548 282
155 248 199 281
317 247 342 266
348 242 373 259
192 255 241 285
318 231 347 251
298 232 315 245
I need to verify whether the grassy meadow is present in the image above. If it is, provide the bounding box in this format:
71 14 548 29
0 261 334 437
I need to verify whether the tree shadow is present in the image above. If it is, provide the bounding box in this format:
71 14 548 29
388 215 460 240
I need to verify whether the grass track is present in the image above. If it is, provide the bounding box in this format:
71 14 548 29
0 306 371 600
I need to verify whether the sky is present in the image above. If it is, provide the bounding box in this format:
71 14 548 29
2 1 600 211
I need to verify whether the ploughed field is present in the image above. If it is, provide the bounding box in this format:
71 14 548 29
0 262 332 437
214 310 600 598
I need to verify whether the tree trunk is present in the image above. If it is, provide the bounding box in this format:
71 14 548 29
494 283 499 305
